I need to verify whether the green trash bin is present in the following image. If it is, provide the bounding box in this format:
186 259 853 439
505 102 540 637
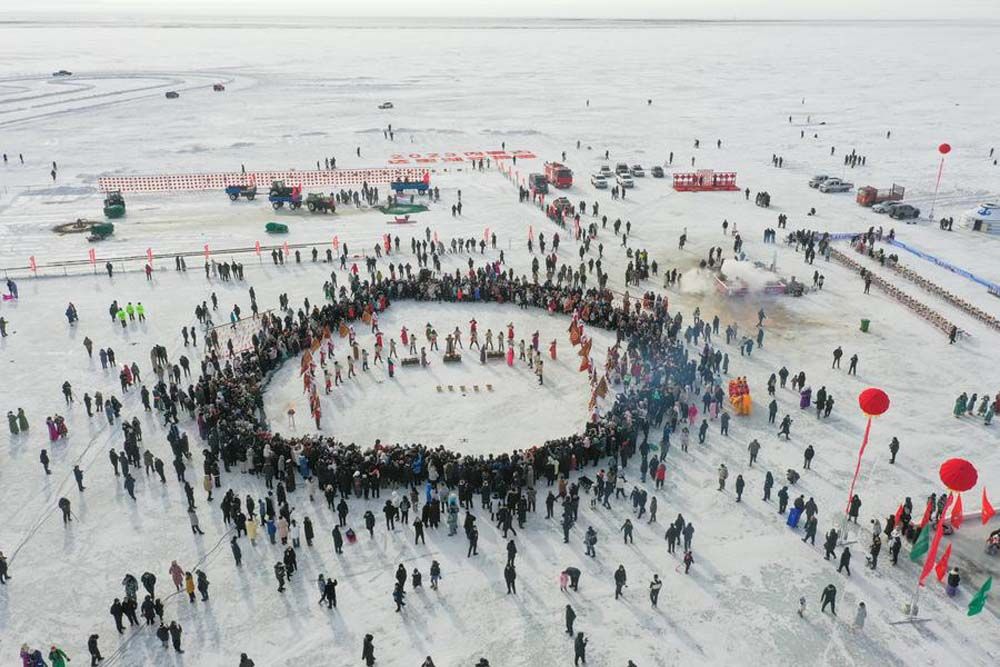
860 319 871 332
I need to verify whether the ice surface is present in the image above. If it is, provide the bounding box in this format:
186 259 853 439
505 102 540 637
0 16 998 667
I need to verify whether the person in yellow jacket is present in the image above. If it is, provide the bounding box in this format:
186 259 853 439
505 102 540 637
136 302 146 323
246 516 258 544
184 572 195 603
116 308 127 328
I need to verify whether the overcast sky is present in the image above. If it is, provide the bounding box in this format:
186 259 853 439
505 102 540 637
5 0 997 20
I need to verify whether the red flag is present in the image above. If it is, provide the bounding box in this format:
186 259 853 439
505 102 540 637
919 500 933 528
951 493 964 530
283 241 289 257
255 240 261 256
934 543 953 582
893 503 904 527
333 236 339 250
88 248 96 265
29 256 37 273
920 494 952 586
579 357 590 372
146 248 153 264
203 244 210 259
983 488 996 525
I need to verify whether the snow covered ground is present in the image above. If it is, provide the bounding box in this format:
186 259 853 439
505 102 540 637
0 15 998 667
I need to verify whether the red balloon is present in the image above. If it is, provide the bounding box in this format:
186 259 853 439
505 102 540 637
858 387 890 416
939 143 952 155
940 458 978 492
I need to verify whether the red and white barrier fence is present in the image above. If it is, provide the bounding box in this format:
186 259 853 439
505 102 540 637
98 167 432 193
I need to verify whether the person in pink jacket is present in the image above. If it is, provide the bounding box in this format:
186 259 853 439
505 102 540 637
688 404 699 426
655 463 667 490
559 570 569 592
277 517 289 545
169 560 184 591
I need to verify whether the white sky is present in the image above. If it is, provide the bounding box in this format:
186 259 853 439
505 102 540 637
4 0 998 20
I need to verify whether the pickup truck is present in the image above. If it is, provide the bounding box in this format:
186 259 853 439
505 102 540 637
818 178 853 193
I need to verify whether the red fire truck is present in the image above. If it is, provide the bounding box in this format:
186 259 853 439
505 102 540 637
544 162 573 189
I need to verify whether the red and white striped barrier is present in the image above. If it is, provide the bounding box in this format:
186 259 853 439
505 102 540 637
98 167 433 193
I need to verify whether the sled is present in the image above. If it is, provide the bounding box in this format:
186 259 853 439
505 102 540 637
400 357 420 367
436 385 443 393
443 353 462 363
448 385 454 392
345 528 357 544
486 384 494 392
473 385 480 393
486 351 505 360
460 385 467 393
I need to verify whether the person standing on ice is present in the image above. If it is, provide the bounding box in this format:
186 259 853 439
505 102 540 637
614 564 627 599
362 634 376 666
649 574 662 607
87 634 102 666
853 602 867 631
574 632 588 665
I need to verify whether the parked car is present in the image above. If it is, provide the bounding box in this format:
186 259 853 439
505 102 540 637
818 178 853 193
165 91 180 99
872 200 903 214
599 165 613 178
808 175 831 188
889 203 921 220
52 70 72 77
615 163 630 175
378 101 394 109
651 166 665 178
630 164 645 177
617 173 635 188
591 174 608 189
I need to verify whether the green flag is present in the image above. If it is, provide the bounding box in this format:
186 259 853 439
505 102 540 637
968 576 993 617
909 524 931 562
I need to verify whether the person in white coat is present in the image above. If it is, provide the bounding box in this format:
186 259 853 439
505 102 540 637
853 602 867 631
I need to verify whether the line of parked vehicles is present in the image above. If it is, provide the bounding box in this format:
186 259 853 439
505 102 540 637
590 163 664 190
808 175 920 220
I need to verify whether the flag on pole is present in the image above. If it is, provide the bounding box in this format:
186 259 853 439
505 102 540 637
893 503 904 527
146 248 153 264
255 240 261 256
983 488 996 525
29 256 36 273
919 499 933 528
919 495 952 586
203 244 210 259
968 577 992 616
333 236 339 250
951 493 965 530
910 524 932 562
934 543 953 582
88 248 97 265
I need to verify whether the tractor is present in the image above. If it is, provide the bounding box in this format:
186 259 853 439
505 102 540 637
225 184 257 201
103 191 126 218
306 193 336 214
268 180 302 210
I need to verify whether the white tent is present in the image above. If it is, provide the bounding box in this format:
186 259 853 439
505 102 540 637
963 203 1000 234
